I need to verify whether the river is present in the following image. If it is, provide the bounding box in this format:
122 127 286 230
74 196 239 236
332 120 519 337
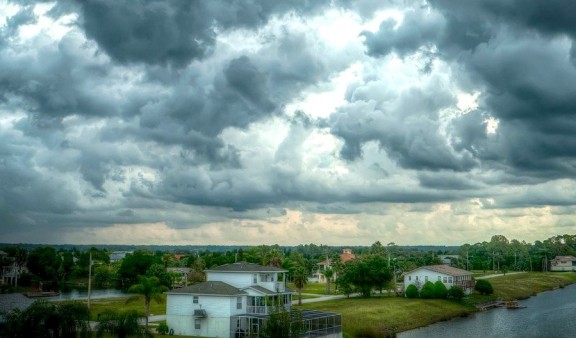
399 283 576 338
47 288 130 301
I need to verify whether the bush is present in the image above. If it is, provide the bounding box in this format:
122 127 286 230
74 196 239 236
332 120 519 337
405 284 419 298
157 322 169 335
420 281 435 299
433 281 448 299
475 279 494 295
447 286 465 300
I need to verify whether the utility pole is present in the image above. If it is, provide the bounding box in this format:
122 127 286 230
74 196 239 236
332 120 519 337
87 252 92 310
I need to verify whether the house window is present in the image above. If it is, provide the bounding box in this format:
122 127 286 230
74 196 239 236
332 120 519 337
443 277 447 283
237 296 242 309
416 276 419 281
195 319 201 330
253 274 257 283
438 276 441 281
408 276 411 281
193 296 199 304
448 277 453 283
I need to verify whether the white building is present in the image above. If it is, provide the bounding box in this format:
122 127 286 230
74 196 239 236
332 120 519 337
166 262 342 338
403 265 474 295
550 256 576 271
312 248 356 283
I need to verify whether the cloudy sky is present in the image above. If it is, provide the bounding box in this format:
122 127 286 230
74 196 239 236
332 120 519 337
1 0 575 246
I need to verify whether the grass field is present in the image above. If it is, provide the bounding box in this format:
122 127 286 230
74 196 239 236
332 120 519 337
298 272 576 337
299 296 475 337
88 294 167 321
287 281 336 295
487 272 576 300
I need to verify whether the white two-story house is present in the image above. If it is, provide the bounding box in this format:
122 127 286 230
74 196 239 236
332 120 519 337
403 265 474 295
166 262 342 338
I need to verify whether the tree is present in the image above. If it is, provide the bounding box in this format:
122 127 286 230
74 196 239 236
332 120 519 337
337 255 392 297
259 306 305 338
475 279 494 295
96 310 152 338
322 268 334 295
3 300 90 338
127 276 168 327
292 266 308 305
146 263 173 288
118 250 157 287
405 284 419 298
447 286 465 300
433 280 448 299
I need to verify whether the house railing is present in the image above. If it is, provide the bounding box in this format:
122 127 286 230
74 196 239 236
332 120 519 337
247 306 268 314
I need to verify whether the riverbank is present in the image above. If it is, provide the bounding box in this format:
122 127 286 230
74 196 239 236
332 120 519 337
299 272 576 337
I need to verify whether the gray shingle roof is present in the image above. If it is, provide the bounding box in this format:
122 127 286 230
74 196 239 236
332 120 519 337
412 265 472 277
206 262 287 273
167 281 247 296
244 285 277 295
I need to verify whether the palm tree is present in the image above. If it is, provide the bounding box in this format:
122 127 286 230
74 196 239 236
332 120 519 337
96 310 153 338
127 276 168 327
322 268 334 295
292 266 308 305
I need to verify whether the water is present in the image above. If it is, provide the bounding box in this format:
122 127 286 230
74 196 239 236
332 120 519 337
399 283 576 338
47 288 130 301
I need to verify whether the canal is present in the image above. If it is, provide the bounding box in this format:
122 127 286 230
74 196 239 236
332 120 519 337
399 283 576 338
47 288 130 301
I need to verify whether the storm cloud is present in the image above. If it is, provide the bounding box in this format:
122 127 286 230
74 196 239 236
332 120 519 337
1 0 575 245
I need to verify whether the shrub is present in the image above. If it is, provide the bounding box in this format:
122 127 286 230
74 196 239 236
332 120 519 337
157 322 169 335
420 281 435 299
405 284 419 298
475 279 494 295
447 286 465 300
433 281 448 299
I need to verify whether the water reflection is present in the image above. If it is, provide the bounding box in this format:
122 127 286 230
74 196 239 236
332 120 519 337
399 283 576 338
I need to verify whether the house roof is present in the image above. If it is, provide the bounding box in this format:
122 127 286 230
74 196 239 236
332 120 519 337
552 256 576 261
206 262 287 273
167 281 247 296
244 285 277 295
408 265 472 277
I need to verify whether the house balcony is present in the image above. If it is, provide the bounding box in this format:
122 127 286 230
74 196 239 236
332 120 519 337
257 281 286 292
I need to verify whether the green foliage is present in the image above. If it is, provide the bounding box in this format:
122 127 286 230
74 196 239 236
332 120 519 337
96 309 153 338
405 284 419 298
127 275 169 327
475 279 494 295
433 280 448 299
292 263 308 305
157 322 170 335
3 300 90 338
338 254 392 297
420 281 435 299
259 307 305 338
119 250 158 286
447 286 465 300
27 247 61 286
146 263 173 288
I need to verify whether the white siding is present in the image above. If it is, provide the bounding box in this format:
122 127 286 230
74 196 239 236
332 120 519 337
207 272 253 288
166 294 234 338
403 268 473 295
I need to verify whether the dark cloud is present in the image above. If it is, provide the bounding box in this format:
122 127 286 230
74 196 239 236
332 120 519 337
73 0 335 67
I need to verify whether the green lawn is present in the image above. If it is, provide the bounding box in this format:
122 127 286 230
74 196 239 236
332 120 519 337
88 294 167 320
298 296 475 337
487 272 576 300
288 282 337 295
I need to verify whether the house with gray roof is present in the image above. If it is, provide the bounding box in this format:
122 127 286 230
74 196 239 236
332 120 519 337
165 262 342 338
